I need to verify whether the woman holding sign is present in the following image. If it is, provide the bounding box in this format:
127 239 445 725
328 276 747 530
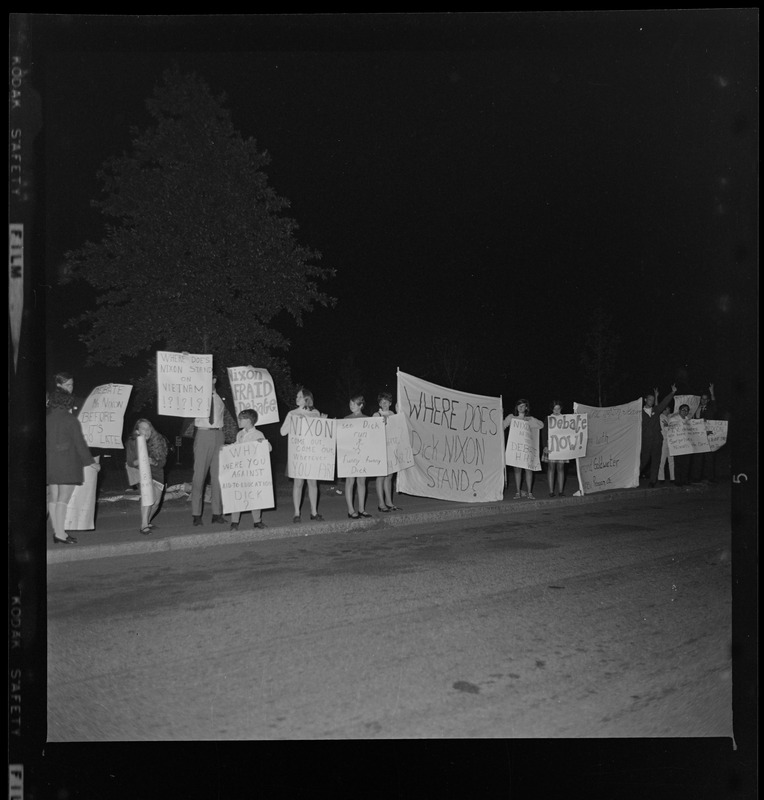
344 394 373 519
541 400 568 497
503 398 544 500
280 387 325 523
373 391 399 512
229 408 272 530
125 419 168 534
46 389 100 544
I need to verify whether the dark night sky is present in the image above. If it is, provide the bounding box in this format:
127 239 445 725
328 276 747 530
33 11 757 420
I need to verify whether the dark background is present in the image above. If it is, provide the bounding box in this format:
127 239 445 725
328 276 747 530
36 11 758 427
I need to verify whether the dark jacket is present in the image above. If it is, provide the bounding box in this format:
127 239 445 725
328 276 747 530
641 390 676 443
125 432 169 484
46 407 95 484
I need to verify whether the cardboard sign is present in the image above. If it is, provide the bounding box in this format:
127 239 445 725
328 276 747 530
384 412 415 474
64 457 99 531
666 417 712 456
78 384 132 449
156 351 212 418
547 413 588 460
227 366 279 424
336 417 387 478
286 414 336 481
219 440 274 514
505 418 542 471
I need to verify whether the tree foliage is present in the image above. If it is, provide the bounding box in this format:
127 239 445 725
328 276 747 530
63 66 334 403
579 306 621 406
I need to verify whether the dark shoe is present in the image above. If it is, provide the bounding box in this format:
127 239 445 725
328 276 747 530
648 482 656 488
359 511 372 518
310 513 324 521
193 516 202 526
253 521 266 529
557 491 564 497
378 506 390 512
549 492 555 498
140 526 152 536
387 504 400 511
348 512 360 519
211 514 226 524
230 522 239 531
53 535 77 545
293 515 301 523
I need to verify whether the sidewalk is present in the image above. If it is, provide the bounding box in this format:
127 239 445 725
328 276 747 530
47 469 715 564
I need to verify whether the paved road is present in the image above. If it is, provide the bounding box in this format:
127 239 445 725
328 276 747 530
47 488 732 740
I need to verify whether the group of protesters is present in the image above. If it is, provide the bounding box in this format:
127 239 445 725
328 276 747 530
46 367 723 543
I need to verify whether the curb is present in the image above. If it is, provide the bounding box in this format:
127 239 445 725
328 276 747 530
47 484 710 565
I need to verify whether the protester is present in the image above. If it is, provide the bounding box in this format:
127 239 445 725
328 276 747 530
53 371 83 416
640 383 677 487
229 408 272 530
280 386 325 522
125 418 168 535
672 403 694 486
503 398 544 499
373 391 399 512
46 388 100 544
343 394 372 519
541 400 568 497
191 372 228 526
658 401 676 485
692 383 718 483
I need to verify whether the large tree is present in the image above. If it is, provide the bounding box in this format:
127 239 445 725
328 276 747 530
63 66 334 404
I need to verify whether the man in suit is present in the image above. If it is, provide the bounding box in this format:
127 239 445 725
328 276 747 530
640 383 677 487
190 373 228 525
692 383 718 482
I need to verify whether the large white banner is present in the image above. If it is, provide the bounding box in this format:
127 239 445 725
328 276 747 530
64 457 100 531
574 399 642 495
396 370 504 503
219 440 274 514
227 365 279 424
156 351 212 418
384 413 415 474
336 417 387 478
505 419 542 472
666 418 712 457
547 414 588 461
77 383 132 449
286 414 336 480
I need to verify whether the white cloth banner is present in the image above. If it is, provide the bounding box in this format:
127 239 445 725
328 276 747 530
384 413 415 474
219 440 274 514
505 419 542 471
396 370 504 503
336 417 388 478
666 418 712 456
547 414 588 460
156 351 212 417
65 457 99 530
227 366 279 424
286 415 336 480
574 399 642 495
706 420 728 452
78 384 132 449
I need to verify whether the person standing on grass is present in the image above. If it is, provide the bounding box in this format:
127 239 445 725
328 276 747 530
503 398 544 500
280 387 325 523
229 408 272 530
344 394 373 519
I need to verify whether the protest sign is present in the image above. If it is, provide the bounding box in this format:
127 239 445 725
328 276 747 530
219 440 274 514
547 413 588 460
384 413 415 474
666 417 712 457
136 434 155 508
227 366 279 424
336 417 387 478
706 420 728 452
396 371 504 503
505 418 542 472
64 457 99 530
574 399 642 495
156 351 212 418
286 414 336 480
78 384 132 448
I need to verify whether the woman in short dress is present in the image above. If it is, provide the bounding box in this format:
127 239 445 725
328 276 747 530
503 398 544 500
541 400 569 497
125 418 168 535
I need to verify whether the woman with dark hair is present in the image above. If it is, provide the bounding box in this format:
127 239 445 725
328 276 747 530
344 394 372 519
503 398 544 500
280 386 325 523
46 388 100 544
125 418 168 534
373 391 399 512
